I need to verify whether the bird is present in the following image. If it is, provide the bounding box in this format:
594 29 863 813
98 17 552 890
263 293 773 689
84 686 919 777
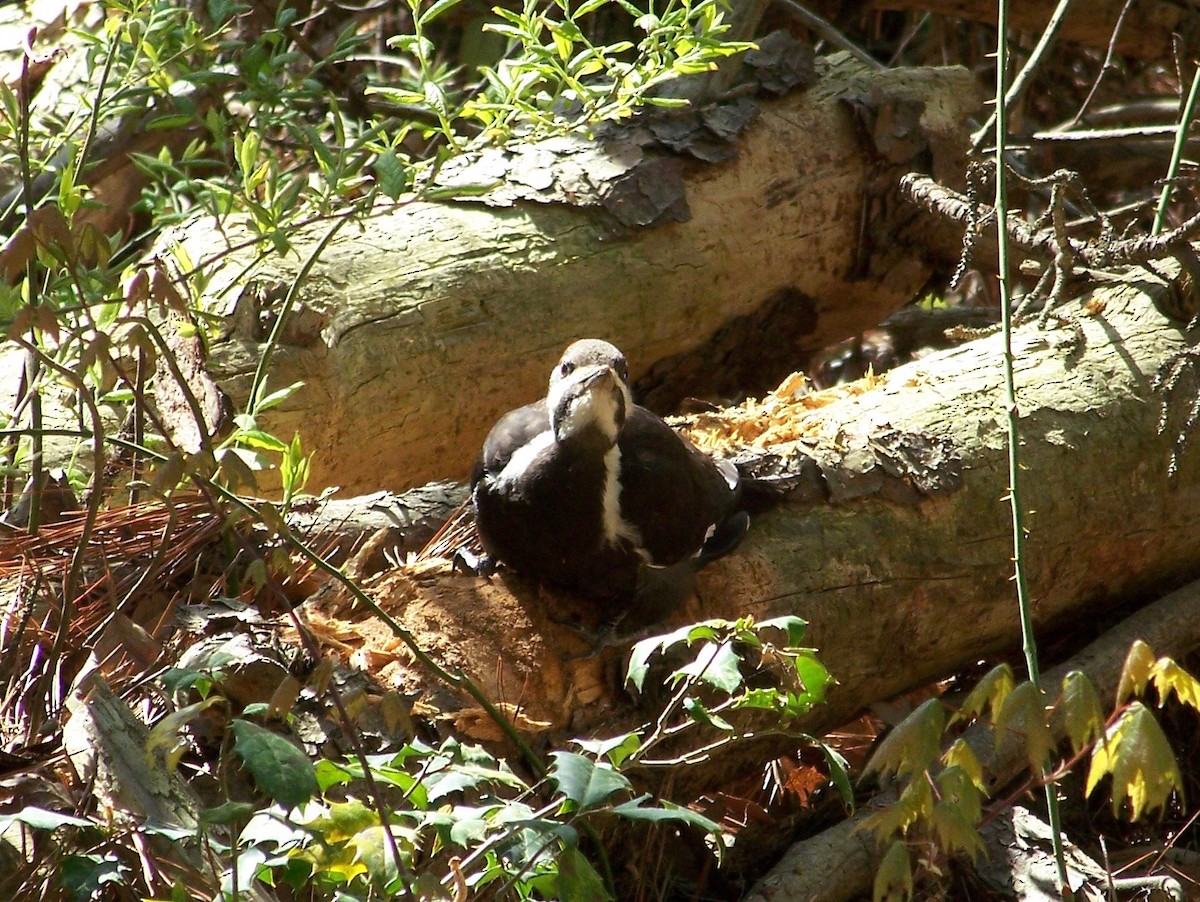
467 339 748 601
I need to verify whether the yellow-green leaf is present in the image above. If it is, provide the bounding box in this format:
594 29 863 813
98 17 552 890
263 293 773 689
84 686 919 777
1116 640 1156 703
1059 670 1104 755
930 798 984 861
1085 702 1182 820
1151 658 1200 711
936 766 982 825
861 777 932 840
994 682 1053 774
952 663 1014 726
873 840 913 902
864 698 945 781
942 739 986 792
145 696 226 774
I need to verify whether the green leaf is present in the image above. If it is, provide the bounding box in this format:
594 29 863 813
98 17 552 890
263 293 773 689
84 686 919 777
1086 702 1182 820
682 697 734 731
627 624 694 691
994 682 1053 774
0 807 92 831
200 800 256 826
608 795 722 836
61 853 126 900
549 751 631 810
676 641 742 693
952 662 1014 725
348 824 416 887
757 615 808 647
573 733 642 768
793 652 832 705
1117 639 1157 703
1059 670 1105 755
374 148 411 199
935 766 982 824
230 719 319 808
863 698 945 781
418 0 463 25
556 845 612 901
872 840 913 902
813 739 854 809
254 380 305 412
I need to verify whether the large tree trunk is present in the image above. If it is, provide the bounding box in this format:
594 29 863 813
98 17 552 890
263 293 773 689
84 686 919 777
170 54 978 493
304 263 1200 802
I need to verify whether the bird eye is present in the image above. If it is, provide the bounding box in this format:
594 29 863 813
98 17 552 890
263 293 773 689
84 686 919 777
559 361 575 377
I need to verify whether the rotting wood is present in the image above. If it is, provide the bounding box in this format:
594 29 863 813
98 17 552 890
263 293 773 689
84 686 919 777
296 263 1200 804
165 53 980 493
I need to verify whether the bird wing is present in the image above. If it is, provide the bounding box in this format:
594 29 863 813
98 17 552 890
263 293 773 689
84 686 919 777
617 407 740 566
472 400 550 487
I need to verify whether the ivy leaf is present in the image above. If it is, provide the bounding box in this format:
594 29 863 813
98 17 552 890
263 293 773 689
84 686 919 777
1059 670 1105 755
1151 658 1200 711
793 652 832 706
864 698 945 781
348 824 416 888
230 719 319 808
675 641 742 694
1116 639 1157 704
556 845 613 902
0 807 93 831
872 840 912 902
626 624 694 691
993 682 1053 774
573 733 642 768
608 795 722 836
952 662 1014 725
1086 702 1182 821
757 615 808 647
812 739 854 809
549 752 631 811
61 853 126 900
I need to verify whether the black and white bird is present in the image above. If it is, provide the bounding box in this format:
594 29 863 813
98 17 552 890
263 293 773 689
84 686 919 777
468 339 748 600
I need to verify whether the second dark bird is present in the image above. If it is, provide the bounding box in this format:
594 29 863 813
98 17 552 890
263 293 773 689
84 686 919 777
470 339 748 601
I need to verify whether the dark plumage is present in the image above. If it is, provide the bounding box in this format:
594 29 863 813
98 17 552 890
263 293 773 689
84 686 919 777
469 339 747 599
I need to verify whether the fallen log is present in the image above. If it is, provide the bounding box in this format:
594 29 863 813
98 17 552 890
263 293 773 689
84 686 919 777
168 53 979 493
744 576 1200 901
302 261 1200 804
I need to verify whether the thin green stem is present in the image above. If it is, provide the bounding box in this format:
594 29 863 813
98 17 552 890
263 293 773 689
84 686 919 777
992 5 1072 897
1153 65 1200 236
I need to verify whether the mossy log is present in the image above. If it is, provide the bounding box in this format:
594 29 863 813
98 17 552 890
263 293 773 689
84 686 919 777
170 54 979 493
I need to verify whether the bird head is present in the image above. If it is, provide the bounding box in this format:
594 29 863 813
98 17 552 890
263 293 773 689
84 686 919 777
547 344 631 450
549 339 630 390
